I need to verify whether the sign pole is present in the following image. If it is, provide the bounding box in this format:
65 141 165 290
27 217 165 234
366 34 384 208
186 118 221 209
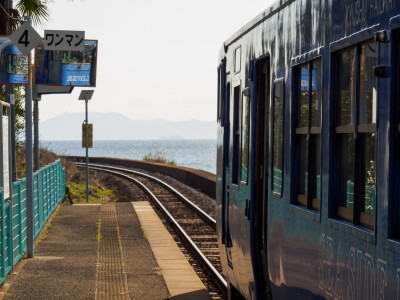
85 93 89 203
24 16 34 259
78 90 94 203
33 93 40 172
5 86 16 181
9 94 16 181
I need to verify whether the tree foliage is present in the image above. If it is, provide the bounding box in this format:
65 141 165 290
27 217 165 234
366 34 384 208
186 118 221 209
15 0 50 26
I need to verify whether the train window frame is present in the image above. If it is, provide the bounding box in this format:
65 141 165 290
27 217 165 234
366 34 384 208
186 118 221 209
334 40 377 229
61 51 69 64
0 53 4 72
60 44 94 65
15 54 28 75
232 84 241 185
234 46 241 74
217 65 221 122
390 26 400 242
387 24 400 251
271 78 285 198
7 54 15 74
7 54 28 75
217 61 226 124
294 58 322 211
54 50 60 62
240 88 250 185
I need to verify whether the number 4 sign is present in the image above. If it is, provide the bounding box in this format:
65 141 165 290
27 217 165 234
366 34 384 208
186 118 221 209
9 22 43 55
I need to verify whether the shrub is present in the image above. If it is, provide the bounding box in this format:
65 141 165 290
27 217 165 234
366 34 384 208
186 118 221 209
143 150 176 165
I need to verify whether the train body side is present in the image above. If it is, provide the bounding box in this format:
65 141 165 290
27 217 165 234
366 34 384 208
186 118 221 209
216 0 400 299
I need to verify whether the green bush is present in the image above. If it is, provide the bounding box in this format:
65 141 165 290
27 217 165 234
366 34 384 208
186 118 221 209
143 150 176 166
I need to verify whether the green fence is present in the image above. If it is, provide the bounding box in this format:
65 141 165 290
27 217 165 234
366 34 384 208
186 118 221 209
0 159 65 285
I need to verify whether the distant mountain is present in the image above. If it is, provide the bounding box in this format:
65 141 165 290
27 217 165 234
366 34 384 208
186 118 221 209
39 112 217 140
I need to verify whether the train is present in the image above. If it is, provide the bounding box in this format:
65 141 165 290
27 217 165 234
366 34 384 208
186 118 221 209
0 37 28 84
34 40 97 87
216 0 400 299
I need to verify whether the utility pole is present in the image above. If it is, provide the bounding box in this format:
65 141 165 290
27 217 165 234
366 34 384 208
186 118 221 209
24 15 34 258
85 94 88 202
78 90 94 203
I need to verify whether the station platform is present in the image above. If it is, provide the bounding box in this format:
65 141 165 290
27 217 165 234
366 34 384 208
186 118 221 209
0 202 210 300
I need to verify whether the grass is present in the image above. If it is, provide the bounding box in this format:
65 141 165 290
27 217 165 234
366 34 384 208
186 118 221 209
143 150 176 165
97 220 101 242
16 146 119 203
140 226 148 240
68 182 115 203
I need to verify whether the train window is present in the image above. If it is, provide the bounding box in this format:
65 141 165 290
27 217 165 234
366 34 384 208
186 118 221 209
335 41 377 228
217 66 222 122
7 54 28 74
6 54 27 74
232 85 240 184
69 51 84 64
235 47 241 73
61 51 69 64
272 79 284 197
7 54 16 74
395 29 400 239
295 58 322 210
61 45 93 64
83 44 94 63
54 51 60 62
241 88 250 184
16 55 28 74
0 53 4 71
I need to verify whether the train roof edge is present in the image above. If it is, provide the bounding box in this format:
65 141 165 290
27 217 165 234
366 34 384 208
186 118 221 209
223 0 295 48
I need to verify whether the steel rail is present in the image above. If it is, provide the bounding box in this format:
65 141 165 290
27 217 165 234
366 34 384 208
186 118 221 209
78 164 227 289
75 162 216 225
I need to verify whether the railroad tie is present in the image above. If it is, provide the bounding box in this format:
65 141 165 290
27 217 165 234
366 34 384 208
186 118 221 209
95 203 130 300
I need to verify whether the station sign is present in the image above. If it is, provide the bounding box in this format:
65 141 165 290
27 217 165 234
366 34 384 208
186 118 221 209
9 22 42 55
34 40 98 87
44 30 85 51
82 123 93 148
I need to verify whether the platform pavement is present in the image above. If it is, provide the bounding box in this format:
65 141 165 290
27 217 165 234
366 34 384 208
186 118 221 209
0 201 194 300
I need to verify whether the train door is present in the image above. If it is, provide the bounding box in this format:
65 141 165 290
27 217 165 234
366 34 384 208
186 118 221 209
223 76 233 261
255 58 272 298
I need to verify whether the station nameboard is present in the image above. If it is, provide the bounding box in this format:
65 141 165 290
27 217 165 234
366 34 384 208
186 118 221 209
44 30 85 51
34 40 97 87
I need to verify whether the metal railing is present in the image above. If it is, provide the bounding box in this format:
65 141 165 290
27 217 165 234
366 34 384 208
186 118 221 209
0 159 65 284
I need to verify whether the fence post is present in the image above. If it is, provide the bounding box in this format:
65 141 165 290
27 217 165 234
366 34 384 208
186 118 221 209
17 183 22 261
0 190 4 282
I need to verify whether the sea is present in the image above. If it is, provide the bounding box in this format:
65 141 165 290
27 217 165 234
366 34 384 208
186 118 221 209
42 139 217 174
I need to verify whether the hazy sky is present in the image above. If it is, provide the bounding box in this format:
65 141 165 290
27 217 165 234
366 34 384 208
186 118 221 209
32 0 276 122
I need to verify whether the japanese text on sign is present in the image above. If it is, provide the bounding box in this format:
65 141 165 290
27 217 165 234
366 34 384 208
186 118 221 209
44 30 85 51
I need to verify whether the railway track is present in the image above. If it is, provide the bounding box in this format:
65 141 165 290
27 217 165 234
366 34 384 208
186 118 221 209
76 162 227 299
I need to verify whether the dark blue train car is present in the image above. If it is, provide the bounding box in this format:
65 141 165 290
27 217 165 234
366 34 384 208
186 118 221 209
34 40 97 87
0 37 28 84
216 0 400 299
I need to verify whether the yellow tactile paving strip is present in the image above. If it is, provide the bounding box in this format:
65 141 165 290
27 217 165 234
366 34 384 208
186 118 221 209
96 203 130 300
132 201 211 299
